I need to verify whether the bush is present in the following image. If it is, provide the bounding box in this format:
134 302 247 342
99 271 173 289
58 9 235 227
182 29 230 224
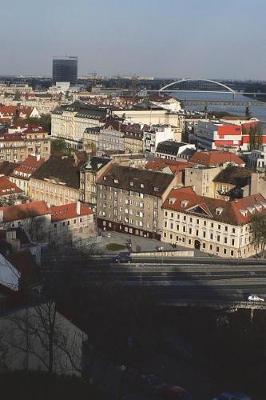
105 243 126 251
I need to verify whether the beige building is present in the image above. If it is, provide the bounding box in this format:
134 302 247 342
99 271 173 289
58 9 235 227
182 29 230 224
50 202 96 246
51 102 108 148
162 186 266 258
29 156 81 206
184 165 222 197
114 108 184 130
96 164 178 239
10 155 45 196
0 128 50 163
79 157 112 206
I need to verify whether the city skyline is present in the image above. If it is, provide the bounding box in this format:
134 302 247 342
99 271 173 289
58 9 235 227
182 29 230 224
1 0 266 80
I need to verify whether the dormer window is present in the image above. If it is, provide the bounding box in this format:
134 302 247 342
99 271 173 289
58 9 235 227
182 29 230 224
216 207 223 215
181 200 189 208
240 209 248 217
247 206 255 214
114 179 119 184
154 187 159 192
169 197 176 205
130 181 134 187
140 183 144 189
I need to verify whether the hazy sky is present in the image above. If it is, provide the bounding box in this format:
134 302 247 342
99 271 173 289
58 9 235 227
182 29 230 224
1 0 265 79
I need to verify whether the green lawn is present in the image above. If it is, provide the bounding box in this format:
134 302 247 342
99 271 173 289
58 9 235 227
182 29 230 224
106 243 126 251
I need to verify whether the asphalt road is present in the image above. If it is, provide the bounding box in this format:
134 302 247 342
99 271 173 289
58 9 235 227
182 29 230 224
42 255 266 305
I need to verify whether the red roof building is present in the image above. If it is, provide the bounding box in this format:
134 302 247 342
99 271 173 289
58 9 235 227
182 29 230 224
162 186 266 258
190 150 245 167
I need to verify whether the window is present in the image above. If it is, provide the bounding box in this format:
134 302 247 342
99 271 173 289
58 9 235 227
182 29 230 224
224 237 227 244
183 226 186 232
232 239 235 246
170 234 173 239
216 246 219 252
204 221 206 226
171 212 174 218
232 228 235 234
225 226 228 232
211 223 214 228
210 233 213 240
189 228 192 234
190 217 192 223
170 223 173 229
224 249 227 255
164 221 167 228
183 216 186 221
196 230 199 236
197 219 199 224
203 231 206 238
210 244 213 250
217 235 220 242
202 243 206 249
231 250 234 256
165 211 168 217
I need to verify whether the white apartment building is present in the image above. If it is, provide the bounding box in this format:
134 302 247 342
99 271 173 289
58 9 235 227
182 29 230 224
162 186 266 259
143 125 176 153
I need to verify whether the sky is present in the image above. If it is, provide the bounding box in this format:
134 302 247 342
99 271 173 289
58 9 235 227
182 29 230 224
1 0 266 80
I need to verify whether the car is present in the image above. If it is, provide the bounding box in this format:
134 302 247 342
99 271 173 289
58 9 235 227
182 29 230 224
212 392 251 400
112 253 132 264
247 294 264 302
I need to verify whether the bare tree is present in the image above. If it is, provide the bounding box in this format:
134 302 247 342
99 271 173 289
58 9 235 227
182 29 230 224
0 300 85 375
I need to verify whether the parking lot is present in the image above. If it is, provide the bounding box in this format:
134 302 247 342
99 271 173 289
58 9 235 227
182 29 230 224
81 231 196 255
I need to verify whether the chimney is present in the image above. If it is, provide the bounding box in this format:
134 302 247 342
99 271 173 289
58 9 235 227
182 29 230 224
76 201 81 215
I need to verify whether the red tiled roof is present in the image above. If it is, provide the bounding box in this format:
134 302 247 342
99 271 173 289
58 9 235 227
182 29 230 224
0 176 22 196
50 202 93 222
12 155 45 177
163 187 266 225
0 201 50 223
145 158 194 174
190 151 244 167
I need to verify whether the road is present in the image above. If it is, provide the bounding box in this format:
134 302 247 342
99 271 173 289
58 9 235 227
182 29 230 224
42 254 266 306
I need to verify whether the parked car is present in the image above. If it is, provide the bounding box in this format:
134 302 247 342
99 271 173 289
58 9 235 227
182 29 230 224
247 294 264 302
112 253 132 263
212 392 251 400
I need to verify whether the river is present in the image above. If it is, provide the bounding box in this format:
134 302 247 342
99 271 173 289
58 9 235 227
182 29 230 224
171 91 266 125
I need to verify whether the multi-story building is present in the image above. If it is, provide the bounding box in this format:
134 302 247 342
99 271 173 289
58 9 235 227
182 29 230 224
0 200 95 246
0 126 50 163
96 164 178 239
246 145 266 170
162 186 266 258
51 102 108 148
52 56 78 85
50 202 95 246
29 155 81 206
83 124 125 155
195 119 263 151
0 201 51 242
190 150 245 167
143 125 176 154
156 141 196 160
213 166 252 200
10 155 45 196
79 156 111 206
114 106 184 131
0 176 23 204
123 124 144 153
184 165 222 197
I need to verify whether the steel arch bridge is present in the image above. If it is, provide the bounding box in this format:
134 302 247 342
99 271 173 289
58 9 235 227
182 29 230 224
160 78 235 94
